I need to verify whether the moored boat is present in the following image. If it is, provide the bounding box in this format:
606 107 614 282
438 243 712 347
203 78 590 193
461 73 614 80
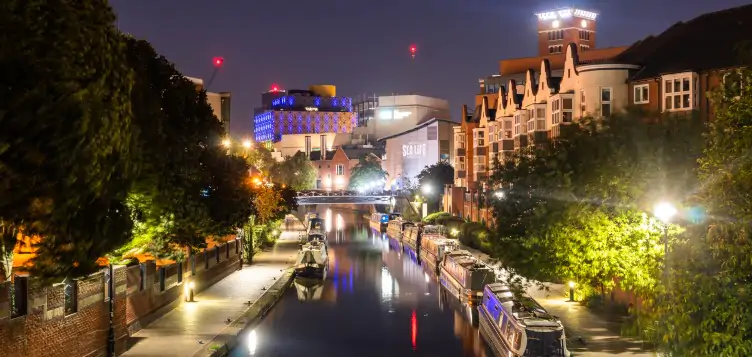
439 250 496 304
478 283 570 357
293 276 325 302
402 226 421 262
300 231 327 245
420 234 459 275
307 217 325 235
294 239 328 278
386 218 414 241
369 212 401 232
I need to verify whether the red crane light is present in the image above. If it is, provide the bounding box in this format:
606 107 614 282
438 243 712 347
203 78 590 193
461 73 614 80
410 45 417 54
213 56 224 68
271 84 279 92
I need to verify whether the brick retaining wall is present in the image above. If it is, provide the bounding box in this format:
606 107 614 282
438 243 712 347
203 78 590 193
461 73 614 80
0 238 242 357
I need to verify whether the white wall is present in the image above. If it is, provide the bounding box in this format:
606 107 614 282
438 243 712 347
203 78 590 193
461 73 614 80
363 95 451 140
273 133 351 157
382 121 454 190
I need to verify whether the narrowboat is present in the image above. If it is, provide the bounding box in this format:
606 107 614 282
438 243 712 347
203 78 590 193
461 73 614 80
369 212 401 232
420 234 459 275
479 283 570 357
293 276 325 302
402 226 421 262
386 218 414 241
439 250 496 304
307 217 325 235
300 231 326 245
294 239 328 279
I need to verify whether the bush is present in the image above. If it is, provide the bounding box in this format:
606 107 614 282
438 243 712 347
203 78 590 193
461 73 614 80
458 222 488 249
422 211 451 224
435 215 464 231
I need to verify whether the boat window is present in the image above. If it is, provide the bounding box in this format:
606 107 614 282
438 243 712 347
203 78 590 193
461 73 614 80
524 330 566 357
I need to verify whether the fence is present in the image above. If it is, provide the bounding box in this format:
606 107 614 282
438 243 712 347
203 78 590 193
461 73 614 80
0 238 242 357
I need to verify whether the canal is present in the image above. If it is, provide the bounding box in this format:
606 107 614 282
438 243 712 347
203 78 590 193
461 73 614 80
230 205 492 357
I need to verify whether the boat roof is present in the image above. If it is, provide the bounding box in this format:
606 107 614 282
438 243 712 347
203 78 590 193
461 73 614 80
485 283 562 328
445 251 494 271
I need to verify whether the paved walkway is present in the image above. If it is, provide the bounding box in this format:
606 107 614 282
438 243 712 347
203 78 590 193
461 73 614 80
122 231 300 357
461 245 655 357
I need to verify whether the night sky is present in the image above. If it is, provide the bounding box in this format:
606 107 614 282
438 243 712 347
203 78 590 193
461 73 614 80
110 0 749 139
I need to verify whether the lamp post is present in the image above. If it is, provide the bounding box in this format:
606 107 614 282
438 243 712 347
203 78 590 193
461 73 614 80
654 201 677 281
568 281 576 302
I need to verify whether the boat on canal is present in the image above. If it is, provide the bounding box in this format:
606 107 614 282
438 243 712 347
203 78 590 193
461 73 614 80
307 217 325 234
369 212 401 232
421 234 459 275
478 283 570 357
293 276 325 301
386 218 414 241
294 239 328 279
304 212 318 228
300 231 327 245
402 225 421 263
439 250 496 305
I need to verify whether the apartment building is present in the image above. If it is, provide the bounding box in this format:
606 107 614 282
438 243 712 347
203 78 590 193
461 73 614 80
445 4 752 223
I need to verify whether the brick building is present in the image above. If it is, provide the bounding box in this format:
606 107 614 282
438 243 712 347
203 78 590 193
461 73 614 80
446 4 752 223
310 145 384 191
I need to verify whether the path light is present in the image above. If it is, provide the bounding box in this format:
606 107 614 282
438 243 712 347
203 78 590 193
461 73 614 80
568 281 576 302
494 190 505 199
184 281 196 302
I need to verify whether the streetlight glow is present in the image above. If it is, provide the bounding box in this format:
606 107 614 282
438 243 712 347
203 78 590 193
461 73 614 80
242 140 252 149
421 185 432 194
221 139 231 148
494 190 505 199
654 202 677 223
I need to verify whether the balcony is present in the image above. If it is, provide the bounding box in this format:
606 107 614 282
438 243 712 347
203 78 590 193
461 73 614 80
457 170 466 179
501 139 514 151
455 148 466 157
474 147 487 156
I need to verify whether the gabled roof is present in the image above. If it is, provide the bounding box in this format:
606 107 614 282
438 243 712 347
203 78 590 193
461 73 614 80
619 4 752 81
308 150 336 161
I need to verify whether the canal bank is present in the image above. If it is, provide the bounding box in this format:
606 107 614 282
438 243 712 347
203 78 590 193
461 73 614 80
121 232 300 357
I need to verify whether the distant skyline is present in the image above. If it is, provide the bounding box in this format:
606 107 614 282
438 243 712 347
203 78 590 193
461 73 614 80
110 0 750 138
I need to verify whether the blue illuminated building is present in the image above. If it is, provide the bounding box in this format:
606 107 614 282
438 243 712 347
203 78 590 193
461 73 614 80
253 85 357 143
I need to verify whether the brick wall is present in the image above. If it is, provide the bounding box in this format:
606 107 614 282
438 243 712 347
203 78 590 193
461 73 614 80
0 238 242 357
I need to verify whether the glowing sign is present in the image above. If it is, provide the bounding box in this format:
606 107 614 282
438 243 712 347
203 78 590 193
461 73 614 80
305 107 318 112
574 9 598 20
536 8 597 21
378 109 412 120
402 143 427 158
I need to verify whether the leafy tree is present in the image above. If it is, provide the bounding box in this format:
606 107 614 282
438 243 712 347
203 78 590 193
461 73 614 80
416 161 454 211
253 185 282 225
277 185 299 214
491 108 703 298
348 153 388 191
246 145 276 173
115 37 235 261
0 0 134 280
652 67 752 356
269 151 315 191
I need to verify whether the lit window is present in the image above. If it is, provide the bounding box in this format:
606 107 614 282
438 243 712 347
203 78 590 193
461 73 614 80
634 84 649 104
336 165 344 176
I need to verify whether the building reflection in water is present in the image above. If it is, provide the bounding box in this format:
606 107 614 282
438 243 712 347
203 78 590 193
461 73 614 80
441 286 489 357
412 309 418 351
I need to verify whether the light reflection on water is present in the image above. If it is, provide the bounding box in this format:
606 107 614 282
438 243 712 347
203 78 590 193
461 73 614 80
230 205 492 357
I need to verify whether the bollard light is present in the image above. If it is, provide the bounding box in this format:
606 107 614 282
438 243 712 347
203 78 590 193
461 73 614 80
185 281 196 302
568 281 575 302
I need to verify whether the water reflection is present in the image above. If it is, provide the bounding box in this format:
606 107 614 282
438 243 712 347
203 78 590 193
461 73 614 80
230 205 493 357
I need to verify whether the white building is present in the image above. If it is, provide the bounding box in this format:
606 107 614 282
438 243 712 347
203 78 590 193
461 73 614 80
187 76 231 134
353 94 451 143
379 118 456 190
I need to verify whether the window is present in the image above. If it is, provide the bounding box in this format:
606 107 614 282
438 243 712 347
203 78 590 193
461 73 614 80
578 30 591 41
552 99 561 125
504 120 512 139
562 98 573 123
474 130 485 147
548 45 563 54
304 136 311 156
580 90 586 115
514 113 521 136
600 88 612 117
336 164 344 175
580 44 590 52
634 84 649 104
548 30 564 41
663 74 694 111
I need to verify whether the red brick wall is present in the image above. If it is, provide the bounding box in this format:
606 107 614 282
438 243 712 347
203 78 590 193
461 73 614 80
0 239 241 357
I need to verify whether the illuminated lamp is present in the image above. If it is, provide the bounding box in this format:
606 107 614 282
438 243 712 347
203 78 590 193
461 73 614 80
410 45 417 54
212 57 224 67
552 20 560 28
581 19 588 28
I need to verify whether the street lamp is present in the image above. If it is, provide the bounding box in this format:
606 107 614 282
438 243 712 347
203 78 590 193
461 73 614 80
242 140 252 149
421 184 432 195
568 281 576 302
654 201 677 280
222 138 231 149
494 190 505 199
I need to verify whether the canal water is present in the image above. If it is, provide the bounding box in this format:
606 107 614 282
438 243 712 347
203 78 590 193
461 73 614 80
230 205 492 357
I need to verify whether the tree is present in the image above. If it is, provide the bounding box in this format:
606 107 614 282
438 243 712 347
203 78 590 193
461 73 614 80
253 185 282 225
490 108 703 298
246 145 276 173
416 161 454 210
348 153 388 191
651 67 752 355
0 0 134 280
268 151 315 191
113 37 241 262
